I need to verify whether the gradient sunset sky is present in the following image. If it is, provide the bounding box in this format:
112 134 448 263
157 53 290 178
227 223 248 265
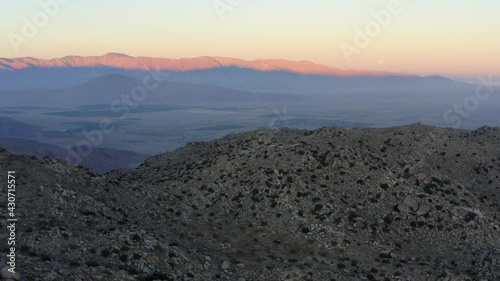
1 0 499 80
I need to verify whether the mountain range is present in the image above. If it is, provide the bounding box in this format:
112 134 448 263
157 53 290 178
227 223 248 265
0 53 393 76
0 54 469 95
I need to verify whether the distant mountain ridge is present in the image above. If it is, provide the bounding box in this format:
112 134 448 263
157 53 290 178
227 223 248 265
0 54 474 95
0 116 42 139
0 116 149 172
0 137 149 173
0 53 396 77
0 74 299 106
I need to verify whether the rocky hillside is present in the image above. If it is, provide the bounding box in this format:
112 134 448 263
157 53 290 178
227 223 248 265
1 124 499 281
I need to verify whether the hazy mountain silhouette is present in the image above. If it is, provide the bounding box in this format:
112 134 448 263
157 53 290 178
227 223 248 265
0 74 298 107
0 116 149 172
0 136 148 173
0 116 43 138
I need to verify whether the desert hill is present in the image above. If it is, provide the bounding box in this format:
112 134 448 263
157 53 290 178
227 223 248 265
1 124 499 280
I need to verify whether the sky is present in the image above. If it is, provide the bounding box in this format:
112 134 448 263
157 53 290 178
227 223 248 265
0 0 499 80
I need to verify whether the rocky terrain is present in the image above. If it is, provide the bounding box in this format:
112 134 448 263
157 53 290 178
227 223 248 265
1 124 499 280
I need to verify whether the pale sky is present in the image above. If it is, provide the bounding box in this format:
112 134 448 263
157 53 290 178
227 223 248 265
1 0 499 79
